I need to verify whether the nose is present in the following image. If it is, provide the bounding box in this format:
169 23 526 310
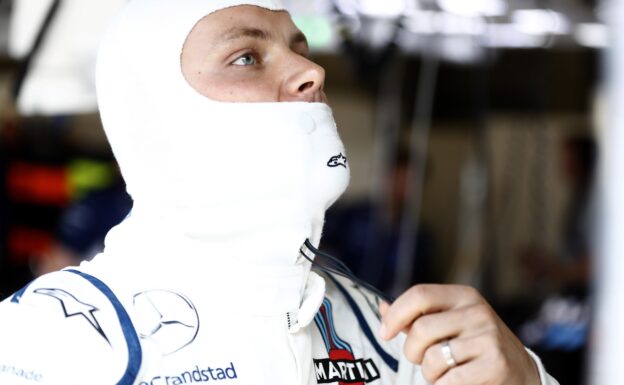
280 55 326 103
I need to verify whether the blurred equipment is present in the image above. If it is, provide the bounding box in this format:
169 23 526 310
33 181 132 276
0 0 10 55
0 114 122 299
284 0 606 62
8 0 125 115
510 134 596 385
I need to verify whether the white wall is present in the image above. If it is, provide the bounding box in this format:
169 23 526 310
590 0 624 382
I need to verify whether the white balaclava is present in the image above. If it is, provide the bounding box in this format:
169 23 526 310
96 0 350 268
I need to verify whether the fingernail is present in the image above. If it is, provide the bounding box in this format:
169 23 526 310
379 323 388 340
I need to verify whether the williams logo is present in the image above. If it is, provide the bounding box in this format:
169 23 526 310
327 153 348 169
314 298 380 384
132 290 199 355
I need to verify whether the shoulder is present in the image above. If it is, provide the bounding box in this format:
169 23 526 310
0 270 139 385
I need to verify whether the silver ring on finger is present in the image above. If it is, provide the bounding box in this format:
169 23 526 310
440 340 458 369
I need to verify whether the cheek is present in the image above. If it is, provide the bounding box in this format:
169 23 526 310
197 71 279 102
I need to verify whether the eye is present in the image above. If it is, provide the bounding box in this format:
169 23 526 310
231 53 257 66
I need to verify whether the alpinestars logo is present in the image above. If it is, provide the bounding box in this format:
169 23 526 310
314 298 380 385
34 288 109 344
327 153 348 169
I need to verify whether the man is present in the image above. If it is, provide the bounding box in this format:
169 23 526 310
0 1 558 384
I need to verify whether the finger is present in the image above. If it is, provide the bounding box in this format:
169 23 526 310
420 337 482 384
435 357 493 385
380 285 483 340
380 300 411 335
379 301 390 317
402 303 499 363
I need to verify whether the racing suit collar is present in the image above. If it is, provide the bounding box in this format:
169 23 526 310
92 211 326 326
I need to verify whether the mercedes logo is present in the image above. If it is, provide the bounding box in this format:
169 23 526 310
132 289 200 355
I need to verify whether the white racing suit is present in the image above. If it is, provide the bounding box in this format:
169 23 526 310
0 260 558 385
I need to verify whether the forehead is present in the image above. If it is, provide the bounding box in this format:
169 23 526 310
188 5 300 43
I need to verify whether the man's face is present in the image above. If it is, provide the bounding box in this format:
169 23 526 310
181 5 327 103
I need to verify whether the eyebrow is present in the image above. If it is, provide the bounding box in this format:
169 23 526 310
218 26 309 48
222 27 271 42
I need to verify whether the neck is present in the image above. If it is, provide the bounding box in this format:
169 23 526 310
92 204 322 316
